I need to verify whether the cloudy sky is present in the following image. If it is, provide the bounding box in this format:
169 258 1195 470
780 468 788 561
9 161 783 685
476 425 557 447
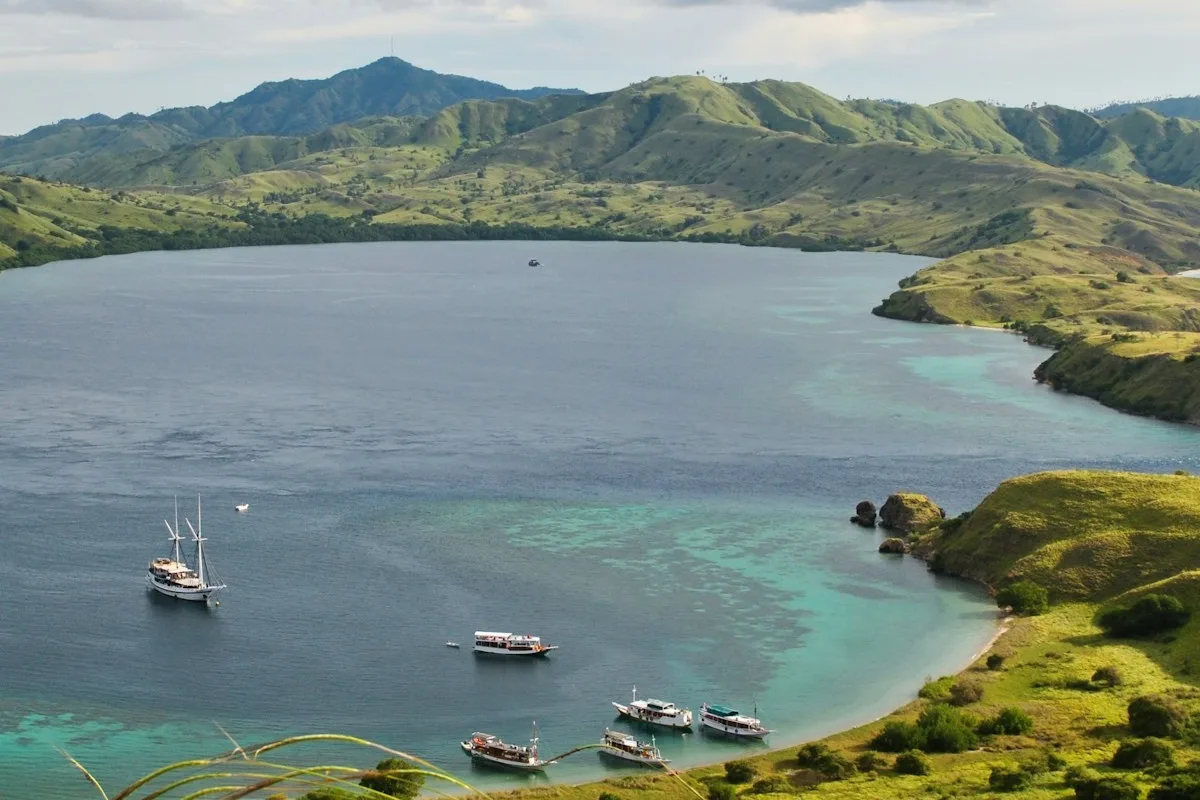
1 0 1196 134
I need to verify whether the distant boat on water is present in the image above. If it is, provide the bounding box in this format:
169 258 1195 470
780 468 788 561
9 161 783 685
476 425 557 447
528 258 540 267
146 496 226 604
473 631 557 656
234 503 249 513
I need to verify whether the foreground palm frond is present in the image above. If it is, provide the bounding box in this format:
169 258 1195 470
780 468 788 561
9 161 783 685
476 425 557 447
75 732 484 800
70 731 706 800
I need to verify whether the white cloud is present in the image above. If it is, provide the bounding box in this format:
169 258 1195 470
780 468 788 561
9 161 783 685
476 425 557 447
0 0 266 19
0 0 1197 134
717 1 990 69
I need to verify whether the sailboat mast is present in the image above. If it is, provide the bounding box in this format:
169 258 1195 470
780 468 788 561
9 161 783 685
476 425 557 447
172 495 182 564
195 494 206 587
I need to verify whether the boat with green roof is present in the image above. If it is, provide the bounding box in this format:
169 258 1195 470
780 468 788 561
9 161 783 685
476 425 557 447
699 702 772 738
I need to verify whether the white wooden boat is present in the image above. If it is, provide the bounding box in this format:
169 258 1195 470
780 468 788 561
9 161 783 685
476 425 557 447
446 641 460 648
146 496 226 604
473 631 557 656
461 725 555 771
600 728 668 766
234 503 249 513
699 703 772 738
612 686 692 729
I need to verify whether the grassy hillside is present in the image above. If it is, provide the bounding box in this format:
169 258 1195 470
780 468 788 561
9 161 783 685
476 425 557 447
0 174 237 260
15 74 1200 192
1034 334 1200 423
914 471 1200 598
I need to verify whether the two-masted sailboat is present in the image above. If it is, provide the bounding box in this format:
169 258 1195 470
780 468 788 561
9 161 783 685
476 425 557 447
146 496 226 603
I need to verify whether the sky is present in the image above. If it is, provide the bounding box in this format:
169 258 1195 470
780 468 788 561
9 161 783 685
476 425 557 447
1 0 1197 135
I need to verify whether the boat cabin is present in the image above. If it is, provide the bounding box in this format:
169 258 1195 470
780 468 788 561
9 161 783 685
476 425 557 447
474 632 544 651
703 705 762 730
467 732 535 760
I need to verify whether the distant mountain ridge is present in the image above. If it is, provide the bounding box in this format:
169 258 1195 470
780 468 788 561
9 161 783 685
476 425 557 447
0 58 579 177
1091 96 1200 121
22 75 1200 193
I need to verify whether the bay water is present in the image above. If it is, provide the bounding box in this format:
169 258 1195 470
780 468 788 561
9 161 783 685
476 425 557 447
1 241 1197 798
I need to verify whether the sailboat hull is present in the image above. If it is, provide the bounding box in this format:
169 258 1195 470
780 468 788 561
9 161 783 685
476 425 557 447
146 575 217 602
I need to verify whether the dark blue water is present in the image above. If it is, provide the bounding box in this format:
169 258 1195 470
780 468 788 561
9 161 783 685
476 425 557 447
1 241 1197 799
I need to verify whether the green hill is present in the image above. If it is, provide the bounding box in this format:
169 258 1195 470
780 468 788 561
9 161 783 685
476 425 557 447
916 470 1200 600
0 174 237 260
0 58 579 180
15 74 1200 193
1093 95 1200 121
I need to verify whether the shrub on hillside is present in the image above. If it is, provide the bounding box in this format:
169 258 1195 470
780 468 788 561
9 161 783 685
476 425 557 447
725 760 755 784
917 704 979 753
894 750 931 776
1111 738 1175 770
815 752 856 781
1093 666 1124 687
1039 749 1069 771
949 679 985 706
1066 766 1101 790
360 758 425 800
1072 776 1143 800
1129 695 1191 738
1100 595 1190 638
979 707 1035 736
794 743 855 780
855 752 889 772
1149 773 1200 800
748 776 794 795
996 580 1049 616
987 654 1006 670
918 676 955 701
795 743 831 768
708 783 737 800
871 721 924 752
598 793 620 800
989 764 1035 792
301 790 359 800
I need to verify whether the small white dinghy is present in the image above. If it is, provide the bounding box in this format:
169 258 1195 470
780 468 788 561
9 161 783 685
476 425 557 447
446 641 461 648
234 503 249 513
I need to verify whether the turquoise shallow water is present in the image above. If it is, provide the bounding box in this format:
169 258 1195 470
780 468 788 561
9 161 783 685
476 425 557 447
0 241 1197 798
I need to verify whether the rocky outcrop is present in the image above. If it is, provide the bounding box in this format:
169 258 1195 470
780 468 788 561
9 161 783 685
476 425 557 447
879 493 946 534
879 538 908 554
871 290 957 325
850 500 877 527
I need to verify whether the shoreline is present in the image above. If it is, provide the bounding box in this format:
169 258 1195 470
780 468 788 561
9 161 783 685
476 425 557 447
484 602 1013 795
